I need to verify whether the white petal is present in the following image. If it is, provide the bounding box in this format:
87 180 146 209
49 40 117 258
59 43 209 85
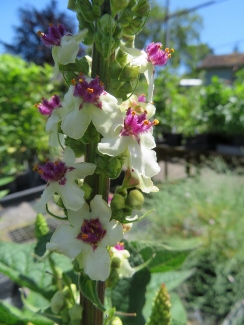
92 95 123 136
55 181 85 211
47 224 83 258
128 142 160 177
58 36 79 64
144 63 154 103
67 202 90 229
89 195 111 224
73 29 88 43
82 246 111 281
68 163 96 179
98 135 128 157
51 47 60 78
101 220 123 247
34 185 55 213
63 146 76 165
140 132 156 149
61 106 91 139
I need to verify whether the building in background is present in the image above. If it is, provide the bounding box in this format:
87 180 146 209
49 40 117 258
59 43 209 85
198 52 244 84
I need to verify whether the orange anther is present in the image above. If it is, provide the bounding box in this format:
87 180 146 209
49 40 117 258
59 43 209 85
153 119 159 125
87 88 94 93
82 234 89 239
144 120 150 125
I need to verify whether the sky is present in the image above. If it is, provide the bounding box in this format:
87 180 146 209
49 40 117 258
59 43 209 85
0 0 243 55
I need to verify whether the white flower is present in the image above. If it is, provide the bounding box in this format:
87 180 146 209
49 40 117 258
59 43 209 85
120 94 156 118
33 147 95 213
124 167 159 193
47 195 124 281
98 108 160 178
110 244 134 278
38 24 88 78
61 76 123 139
121 42 172 102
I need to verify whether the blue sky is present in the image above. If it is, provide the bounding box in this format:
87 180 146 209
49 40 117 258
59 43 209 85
0 0 243 55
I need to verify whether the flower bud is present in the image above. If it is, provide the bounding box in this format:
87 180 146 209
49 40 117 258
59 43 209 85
50 291 65 314
131 0 150 17
126 189 144 210
146 284 171 325
68 304 83 321
111 316 123 325
111 0 130 16
35 213 49 239
111 194 126 211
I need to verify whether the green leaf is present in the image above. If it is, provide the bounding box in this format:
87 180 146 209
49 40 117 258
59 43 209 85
170 293 188 325
0 242 72 300
0 300 53 325
34 232 53 257
79 274 106 312
0 176 14 186
129 241 193 273
65 137 85 157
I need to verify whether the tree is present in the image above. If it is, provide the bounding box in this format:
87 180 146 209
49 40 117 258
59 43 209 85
1 0 84 65
135 0 213 75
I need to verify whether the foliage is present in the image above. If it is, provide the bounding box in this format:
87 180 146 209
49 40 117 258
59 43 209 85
1 0 80 65
153 73 244 137
0 54 61 176
135 166 244 324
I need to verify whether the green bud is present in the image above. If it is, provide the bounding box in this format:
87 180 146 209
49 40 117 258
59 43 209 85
111 194 126 211
111 316 123 325
146 284 171 325
111 256 122 268
111 0 130 17
126 189 144 210
35 213 49 239
68 304 83 321
80 183 92 201
131 0 150 17
50 291 65 314
60 309 70 323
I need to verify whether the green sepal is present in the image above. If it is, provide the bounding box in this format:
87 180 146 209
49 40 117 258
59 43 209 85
111 81 134 100
79 274 106 312
76 0 99 23
95 153 124 179
65 137 86 158
118 8 134 27
131 0 150 17
80 122 100 144
111 0 130 17
59 57 89 75
119 64 140 81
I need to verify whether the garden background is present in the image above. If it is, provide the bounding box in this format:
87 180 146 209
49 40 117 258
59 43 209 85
0 1 243 324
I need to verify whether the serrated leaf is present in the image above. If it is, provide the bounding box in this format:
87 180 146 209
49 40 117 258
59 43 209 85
129 241 193 273
0 300 53 325
79 274 106 312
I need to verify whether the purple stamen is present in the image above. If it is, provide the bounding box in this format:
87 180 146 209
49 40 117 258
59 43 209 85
38 23 68 47
73 75 104 109
77 218 106 250
146 42 171 66
120 108 157 143
36 95 62 115
34 160 74 185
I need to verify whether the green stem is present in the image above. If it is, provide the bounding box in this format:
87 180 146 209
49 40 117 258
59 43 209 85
81 1 112 324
